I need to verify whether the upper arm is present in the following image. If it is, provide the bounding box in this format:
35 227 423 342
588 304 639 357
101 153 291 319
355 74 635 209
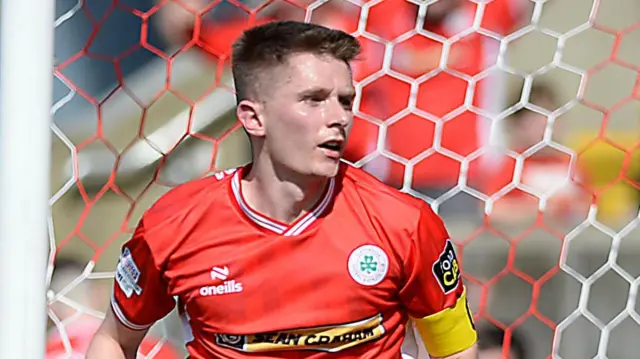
398 204 477 358
110 217 176 332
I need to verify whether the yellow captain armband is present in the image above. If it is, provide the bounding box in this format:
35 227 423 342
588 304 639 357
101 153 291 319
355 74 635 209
412 287 477 358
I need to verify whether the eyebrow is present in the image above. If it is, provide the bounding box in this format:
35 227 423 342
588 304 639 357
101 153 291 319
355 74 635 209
297 87 331 99
297 87 356 98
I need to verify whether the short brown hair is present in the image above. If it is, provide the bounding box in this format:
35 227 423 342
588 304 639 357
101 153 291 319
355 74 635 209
231 20 361 103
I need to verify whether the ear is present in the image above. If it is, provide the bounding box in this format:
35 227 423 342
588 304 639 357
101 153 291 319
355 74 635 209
237 99 266 138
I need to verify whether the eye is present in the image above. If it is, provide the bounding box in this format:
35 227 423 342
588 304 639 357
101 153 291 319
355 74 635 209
303 95 326 105
339 96 354 110
299 88 331 105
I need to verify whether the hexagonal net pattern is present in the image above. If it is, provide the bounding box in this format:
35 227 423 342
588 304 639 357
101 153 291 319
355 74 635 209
45 0 640 358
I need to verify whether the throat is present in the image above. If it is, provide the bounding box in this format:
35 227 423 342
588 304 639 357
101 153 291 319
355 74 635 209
241 173 329 225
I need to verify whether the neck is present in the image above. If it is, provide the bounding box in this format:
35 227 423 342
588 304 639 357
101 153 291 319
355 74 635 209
241 158 329 224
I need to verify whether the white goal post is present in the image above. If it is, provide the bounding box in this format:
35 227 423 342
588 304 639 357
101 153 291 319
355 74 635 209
0 0 56 358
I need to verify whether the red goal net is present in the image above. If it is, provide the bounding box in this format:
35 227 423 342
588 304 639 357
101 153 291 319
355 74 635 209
47 0 640 358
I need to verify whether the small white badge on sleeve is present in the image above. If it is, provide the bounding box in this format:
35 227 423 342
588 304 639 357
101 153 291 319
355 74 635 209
115 248 143 298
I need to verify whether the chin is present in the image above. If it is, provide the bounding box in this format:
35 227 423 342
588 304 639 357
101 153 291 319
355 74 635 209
312 161 341 178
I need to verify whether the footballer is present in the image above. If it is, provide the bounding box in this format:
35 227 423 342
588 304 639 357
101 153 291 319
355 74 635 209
86 21 478 359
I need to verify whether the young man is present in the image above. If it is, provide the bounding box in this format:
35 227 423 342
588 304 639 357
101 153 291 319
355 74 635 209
86 21 478 359
487 82 590 224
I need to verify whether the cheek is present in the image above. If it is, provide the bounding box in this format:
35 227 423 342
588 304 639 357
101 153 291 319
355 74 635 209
519 117 546 135
268 106 316 142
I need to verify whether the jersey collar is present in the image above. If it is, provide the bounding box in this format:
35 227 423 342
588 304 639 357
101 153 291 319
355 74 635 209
230 168 335 236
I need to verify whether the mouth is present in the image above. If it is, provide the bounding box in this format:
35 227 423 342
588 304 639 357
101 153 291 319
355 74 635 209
318 139 344 159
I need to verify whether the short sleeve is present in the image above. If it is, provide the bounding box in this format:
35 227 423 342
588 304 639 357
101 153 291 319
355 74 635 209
111 218 176 331
399 204 477 357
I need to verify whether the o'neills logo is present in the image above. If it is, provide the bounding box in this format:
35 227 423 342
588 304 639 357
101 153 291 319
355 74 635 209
199 280 243 296
215 314 385 352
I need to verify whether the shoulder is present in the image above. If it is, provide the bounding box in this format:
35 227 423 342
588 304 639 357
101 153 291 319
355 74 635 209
338 163 448 272
134 168 238 252
144 168 236 222
340 163 440 232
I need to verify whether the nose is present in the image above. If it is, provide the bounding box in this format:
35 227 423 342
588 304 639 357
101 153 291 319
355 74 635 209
328 98 351 129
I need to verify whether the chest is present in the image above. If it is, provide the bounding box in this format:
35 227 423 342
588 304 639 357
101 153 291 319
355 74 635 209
165 219 403 333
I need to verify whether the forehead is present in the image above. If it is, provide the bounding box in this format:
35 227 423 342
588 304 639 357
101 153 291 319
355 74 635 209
273 53 354 93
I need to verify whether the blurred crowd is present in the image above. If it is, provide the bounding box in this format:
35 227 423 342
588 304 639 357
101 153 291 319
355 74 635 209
53 0 605 224
48 0 640 358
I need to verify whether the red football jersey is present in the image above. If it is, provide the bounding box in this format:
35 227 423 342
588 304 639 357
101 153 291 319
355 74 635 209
111 163 473 358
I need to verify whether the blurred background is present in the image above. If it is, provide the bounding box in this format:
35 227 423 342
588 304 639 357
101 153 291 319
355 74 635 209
18 0 640 357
